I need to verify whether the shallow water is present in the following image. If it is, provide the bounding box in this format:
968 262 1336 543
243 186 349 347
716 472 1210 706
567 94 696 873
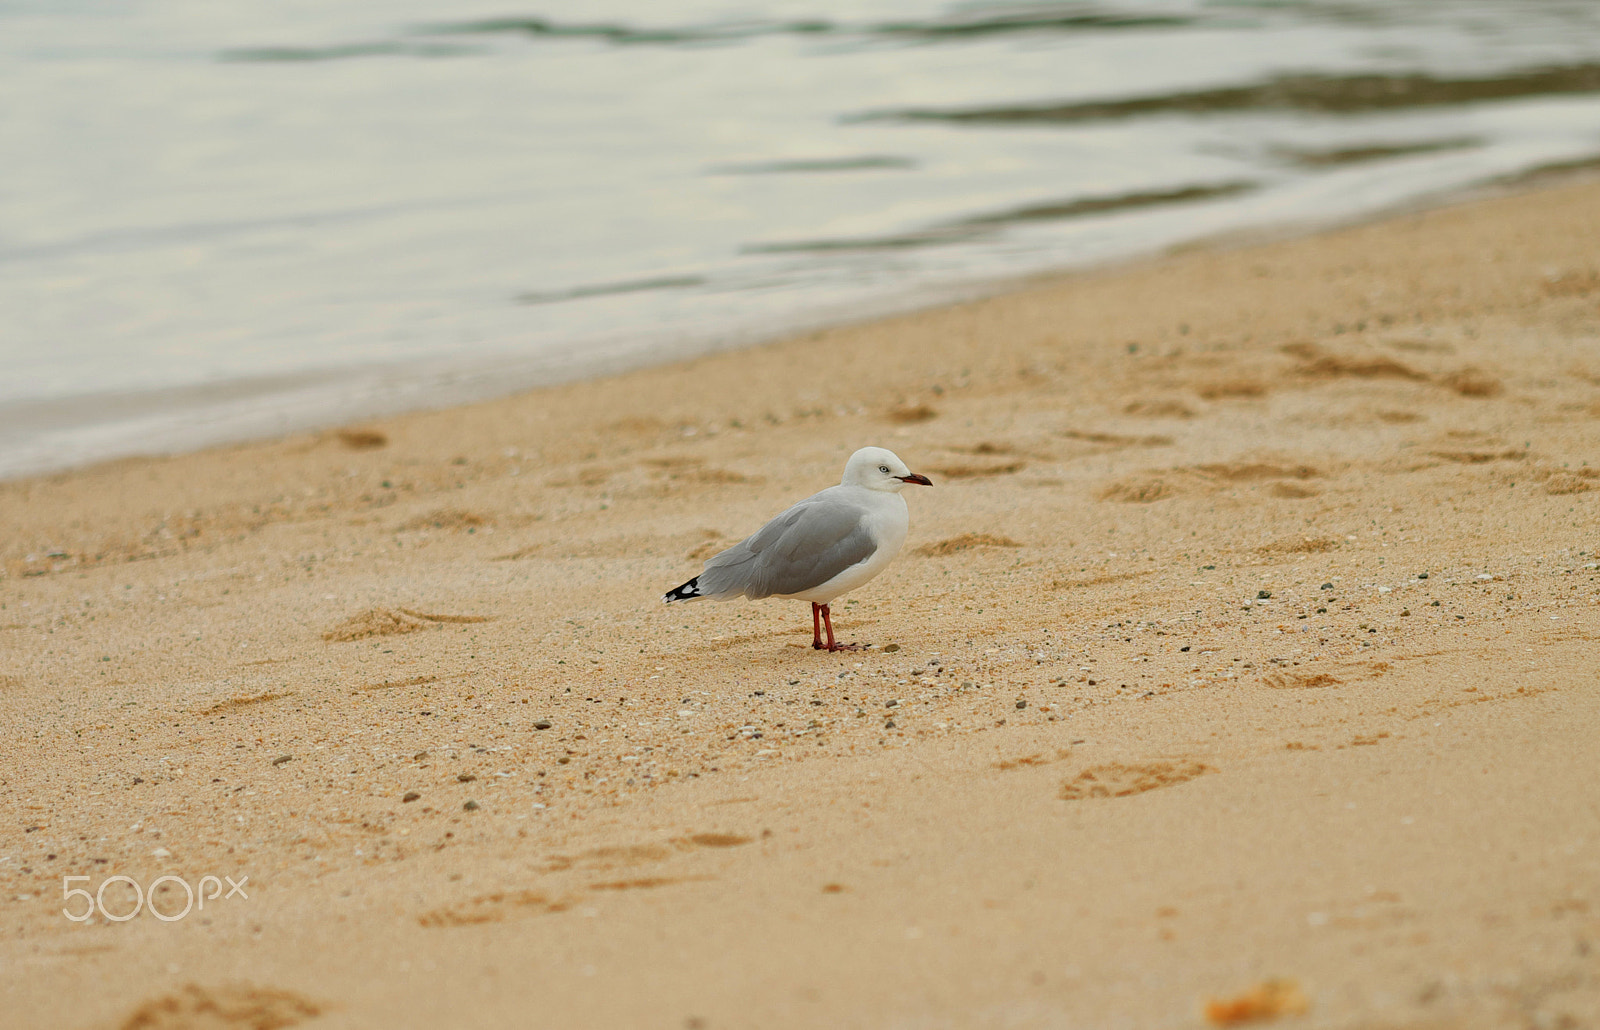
4 0 1600 476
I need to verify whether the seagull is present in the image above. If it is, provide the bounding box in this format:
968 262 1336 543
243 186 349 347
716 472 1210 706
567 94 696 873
663 446 932 651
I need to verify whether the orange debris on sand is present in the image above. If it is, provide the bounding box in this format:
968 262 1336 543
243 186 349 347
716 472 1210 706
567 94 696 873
1203 978 1309 1025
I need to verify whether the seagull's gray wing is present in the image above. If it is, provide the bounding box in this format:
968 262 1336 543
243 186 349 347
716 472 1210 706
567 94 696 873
698 491 876 600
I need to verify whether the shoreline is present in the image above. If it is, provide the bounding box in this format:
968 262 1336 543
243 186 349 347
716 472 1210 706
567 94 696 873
3 174 1600 1028
6 156 1598 484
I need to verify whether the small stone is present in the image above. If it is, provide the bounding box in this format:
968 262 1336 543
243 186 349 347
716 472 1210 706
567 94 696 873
1320 583 1333 590
1015 699 1028 710
463 800 479 811
150 847 171 858
557 757 571 764
271 755 292 766
457 773 476 783
533 720 552 730
1257 589 1272 599
402 791 421 802
1180 646 1190 652
885 699 899 708
882 644 900 652
884 719 896 729
1417 572 1429 579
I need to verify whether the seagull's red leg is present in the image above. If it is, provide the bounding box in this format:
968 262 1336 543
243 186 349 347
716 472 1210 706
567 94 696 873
820 604 865 652
811 602 824 650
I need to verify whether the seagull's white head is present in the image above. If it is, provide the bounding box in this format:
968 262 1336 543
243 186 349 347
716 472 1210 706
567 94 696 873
842 446 933 492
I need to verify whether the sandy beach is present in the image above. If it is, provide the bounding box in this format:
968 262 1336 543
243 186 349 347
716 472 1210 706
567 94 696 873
3 176 1600 1029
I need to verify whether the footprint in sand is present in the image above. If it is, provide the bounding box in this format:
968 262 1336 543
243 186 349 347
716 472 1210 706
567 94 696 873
1123 398 1196 419
926 459 1026 479
588 875 710 892
1058 428 1173 448
398 508 492 532
1193 460 1321 482
995 749 1071 771
1545 472 1596 495
1101 458 1323 504
541 842 673 874
196 690 293 716
418 889 567 928
1439 366 1502 397
419 834 751 927
1284 341 1505 398
1059 760 1213 800
1261 671 1341 689
1427 447 1524 464
1376 409 1425 423
916 533 1022 557
1283 342 1428 382
1098 476 1178 503
117 984 322 1030
885 404 938 424
1194 378 1267 400
321 607 492 642
542 834 752 873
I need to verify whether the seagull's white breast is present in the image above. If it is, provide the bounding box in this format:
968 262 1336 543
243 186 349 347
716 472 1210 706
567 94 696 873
781 489 909 604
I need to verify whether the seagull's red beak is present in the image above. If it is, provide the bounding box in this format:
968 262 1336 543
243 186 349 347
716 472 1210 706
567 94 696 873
898 473 933 486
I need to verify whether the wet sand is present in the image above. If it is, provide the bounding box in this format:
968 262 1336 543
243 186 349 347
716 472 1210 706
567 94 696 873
3 177 1599 1029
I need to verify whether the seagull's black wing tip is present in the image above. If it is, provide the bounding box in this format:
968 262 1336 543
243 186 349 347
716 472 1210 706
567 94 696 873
662 576 702 603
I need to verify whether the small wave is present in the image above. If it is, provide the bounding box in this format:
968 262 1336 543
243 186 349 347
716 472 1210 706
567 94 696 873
856 64 1600 124
707 155 917 175
219 41 479 62
952 181 1258 227
870 8 1192 40
1270 136 1484 167
744 227 983 254
415 15 832 46
406 6 1194 52
516 275 706 305
745 180 1256 253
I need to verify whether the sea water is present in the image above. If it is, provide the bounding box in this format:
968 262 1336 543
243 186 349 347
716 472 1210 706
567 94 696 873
4 0 1600 476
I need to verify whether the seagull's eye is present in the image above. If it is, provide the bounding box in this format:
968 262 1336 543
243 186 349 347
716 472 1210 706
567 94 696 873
879 465 890 474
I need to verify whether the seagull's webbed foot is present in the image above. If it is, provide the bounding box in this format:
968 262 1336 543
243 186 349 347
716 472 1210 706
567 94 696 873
811 603 867 653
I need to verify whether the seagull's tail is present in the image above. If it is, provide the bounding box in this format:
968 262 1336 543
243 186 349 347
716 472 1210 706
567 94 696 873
662 576 702 604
